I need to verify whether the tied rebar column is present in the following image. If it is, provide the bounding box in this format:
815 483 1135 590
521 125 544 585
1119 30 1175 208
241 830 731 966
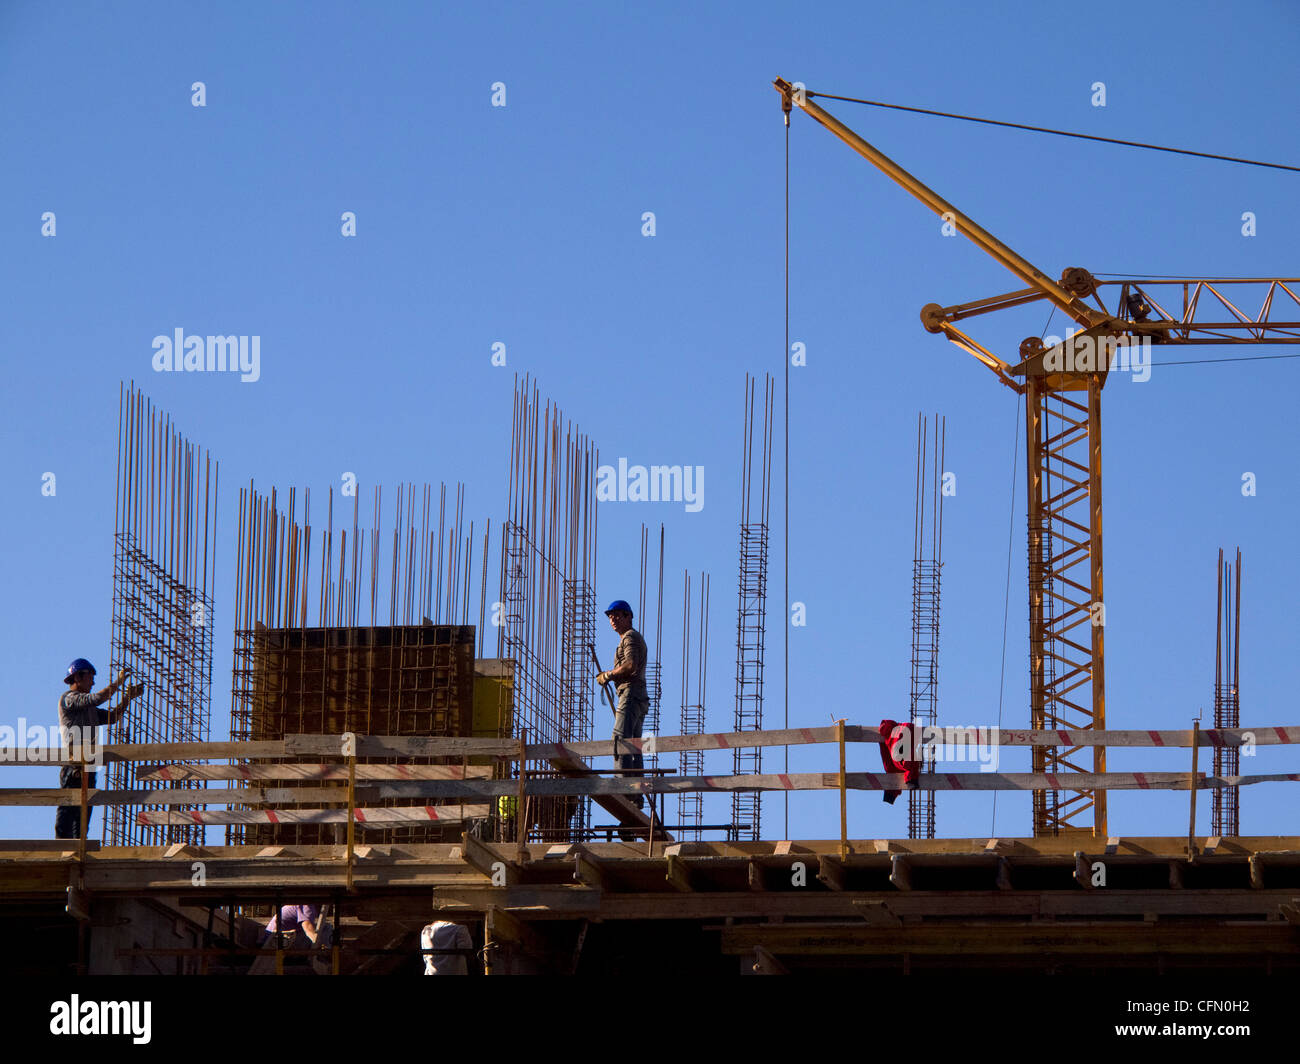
500 376 599 843
731 375 774 841
908 414 945 840
678 572 709 840
1213 548 1242 837
104 384 218 848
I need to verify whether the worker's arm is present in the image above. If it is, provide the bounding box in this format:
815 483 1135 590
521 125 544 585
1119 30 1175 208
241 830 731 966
86 668 132 707
300 918 319 944
103 682 145 726
597 635 645 685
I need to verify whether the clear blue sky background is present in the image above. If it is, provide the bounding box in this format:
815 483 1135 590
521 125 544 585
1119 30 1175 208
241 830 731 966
2 0 1297 842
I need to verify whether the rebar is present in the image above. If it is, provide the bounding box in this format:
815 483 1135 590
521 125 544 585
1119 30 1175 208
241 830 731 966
104 384 218 847
732 374 774 840
909 413 945 840
501 375 599 843
1212 547 1242 836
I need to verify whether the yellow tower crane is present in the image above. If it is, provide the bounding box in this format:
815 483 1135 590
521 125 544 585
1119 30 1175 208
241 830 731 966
776 78 1300 837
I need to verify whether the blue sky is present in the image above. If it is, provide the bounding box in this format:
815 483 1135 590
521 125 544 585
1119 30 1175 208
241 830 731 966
2 0 1298 842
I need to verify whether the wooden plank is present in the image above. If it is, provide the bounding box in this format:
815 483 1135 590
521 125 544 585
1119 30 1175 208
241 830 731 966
96 768 1262 799
0 786 351 807
426 886 1300 923
544 749 671 842
528 725 872 761
719 923 1298 956
133 763 493 783
285 735 517 757
8 723 1298 770
5 740 286 766
134 804 489 826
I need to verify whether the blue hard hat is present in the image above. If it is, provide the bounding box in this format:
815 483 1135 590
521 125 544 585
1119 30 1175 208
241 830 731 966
604 600 633 617
64 658 96 684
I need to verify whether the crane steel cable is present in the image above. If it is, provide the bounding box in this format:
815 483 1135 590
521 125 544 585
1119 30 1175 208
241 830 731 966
993 303 1055 832
783 96 791 839
991 398 1020 838
1151 351 1300 367
805 91 1300 173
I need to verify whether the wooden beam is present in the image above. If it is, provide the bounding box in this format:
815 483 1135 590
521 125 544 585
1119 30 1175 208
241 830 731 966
720 923 1300 956
9 723 1295 770
1074 852 1092 890
65 883 90 923
853 900 901 927
751 945 789 975
286 735 516 758
997 857 1013 892
484 905 545 958
747 860 767 893
665 854 694 893
1250 854 1265 889
461 833 518 886
545 749 671 841
890 855 912 892
134 763 494 783
572 851 606 891
817 855 845 892
135 804 489 826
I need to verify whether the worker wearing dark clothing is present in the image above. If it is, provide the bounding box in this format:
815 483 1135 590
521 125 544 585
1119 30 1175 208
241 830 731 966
596 600 650 809
55 657 143 840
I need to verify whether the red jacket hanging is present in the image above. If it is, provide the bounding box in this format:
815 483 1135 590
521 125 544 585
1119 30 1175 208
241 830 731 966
878 719 921 804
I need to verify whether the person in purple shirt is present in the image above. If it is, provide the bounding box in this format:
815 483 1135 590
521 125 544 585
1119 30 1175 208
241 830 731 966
249 903 326 974
260 904 321 948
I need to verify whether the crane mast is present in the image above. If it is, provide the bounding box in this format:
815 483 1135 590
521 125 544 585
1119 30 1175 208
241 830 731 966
777 78 1300 837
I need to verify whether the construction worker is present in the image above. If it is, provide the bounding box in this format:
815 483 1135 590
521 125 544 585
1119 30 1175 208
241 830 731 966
595 600 649 809
420 920 474 975
249 903 329 975
55 658 144 840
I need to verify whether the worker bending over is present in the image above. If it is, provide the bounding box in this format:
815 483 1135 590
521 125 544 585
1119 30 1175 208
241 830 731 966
596 600 649 809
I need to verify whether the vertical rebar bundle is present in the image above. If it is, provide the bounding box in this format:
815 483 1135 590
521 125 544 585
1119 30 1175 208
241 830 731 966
909 414 945 840
638 525 665 777
104 384 218 847
679 571 710 840
227 480 482 846
731 374 774 841
502 375 599 842
1213 548 1243 837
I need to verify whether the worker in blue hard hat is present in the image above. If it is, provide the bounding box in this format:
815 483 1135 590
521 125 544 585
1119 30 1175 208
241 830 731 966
596 601 650 810
55 658 144 840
